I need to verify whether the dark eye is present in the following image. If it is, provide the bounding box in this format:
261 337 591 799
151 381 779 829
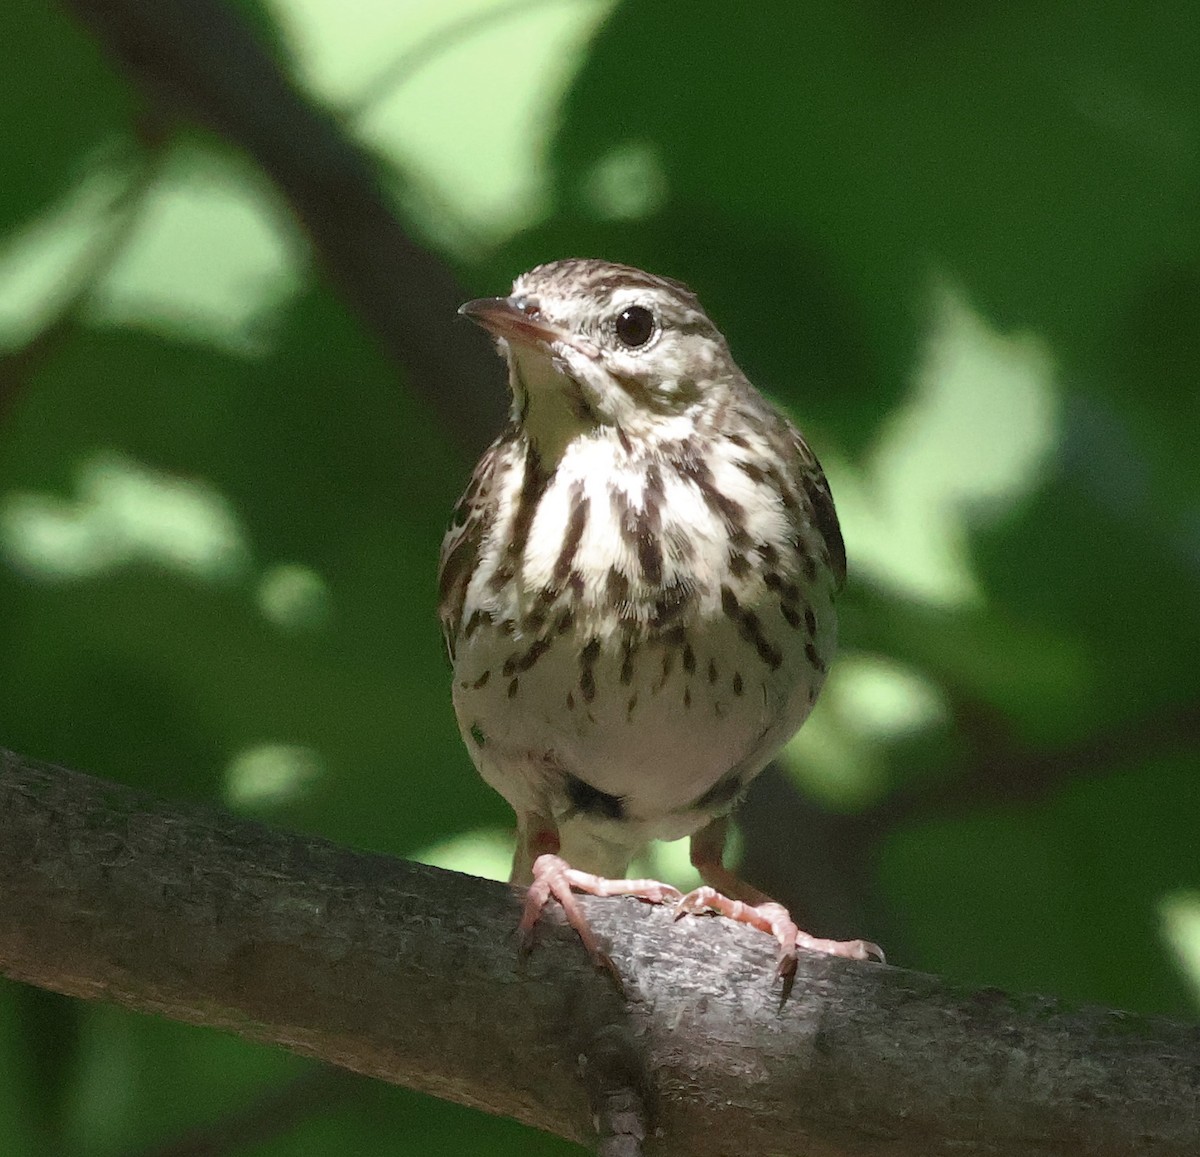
613 305 656 348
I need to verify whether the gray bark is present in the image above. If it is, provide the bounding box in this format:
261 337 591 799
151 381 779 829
1 747 1197 1156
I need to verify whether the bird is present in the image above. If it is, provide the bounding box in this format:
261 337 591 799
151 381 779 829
438 258 881 990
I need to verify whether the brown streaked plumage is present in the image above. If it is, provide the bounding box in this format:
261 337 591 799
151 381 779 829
440 259 880 992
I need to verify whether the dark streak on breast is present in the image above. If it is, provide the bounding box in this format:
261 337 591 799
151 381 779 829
579 637 601 702
463 609 489 639
637 533 664 587
607 567 630 604
800 464 846 589
613 485 665 587
720 584 783 670
620 637 636 685
437 518 481 611
552 482 589 587
650 578 695 628
734 459 767 485
728 550 751 579
438 441 502 638
503 637 551 676
489 443 551 593
671 450 752 550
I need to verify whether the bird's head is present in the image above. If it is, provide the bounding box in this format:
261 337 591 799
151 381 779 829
460 259 739 459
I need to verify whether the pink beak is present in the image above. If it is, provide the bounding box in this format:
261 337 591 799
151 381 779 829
458 296 571 349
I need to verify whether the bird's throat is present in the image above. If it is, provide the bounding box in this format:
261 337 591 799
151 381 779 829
508 346 598 465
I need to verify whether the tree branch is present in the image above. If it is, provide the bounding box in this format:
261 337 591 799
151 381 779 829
880 696 1200 827
1 748 1196 1156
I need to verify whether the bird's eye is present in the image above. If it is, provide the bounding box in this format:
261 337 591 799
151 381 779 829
613 305 657 349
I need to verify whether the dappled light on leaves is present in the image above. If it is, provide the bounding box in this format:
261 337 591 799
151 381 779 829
257 562 332 631
412 826 517 884
579 140 668 222
836 280 1059 606
1 1 1197 1154
1160 892 1200 1012
225 742 325 810
0 451 248 582
89 145 305 351
0 160 129 348
275 0 617 243
783 654 948 811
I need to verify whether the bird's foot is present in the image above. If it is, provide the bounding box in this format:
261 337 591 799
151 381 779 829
519 854 683 984
674 887 885 999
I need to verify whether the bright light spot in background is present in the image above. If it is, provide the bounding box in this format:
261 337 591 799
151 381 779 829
225 743 324 809
0 160 129 349
0 147 303 356
580 141 669 222
413 825 704 891
413 828 515 883
831 279 1059 607
1160 891 1200 1009
257 563 332 631
783 654 948 809
0 451 249 582
273 0 617 241
634 834 703 892
89 147 306 352
835 654 947 737
0 1 622 356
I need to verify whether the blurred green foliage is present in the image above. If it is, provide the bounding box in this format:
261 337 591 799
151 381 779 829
1 0 1198 1154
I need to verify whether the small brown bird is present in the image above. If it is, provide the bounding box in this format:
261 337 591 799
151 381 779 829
439 259 881 986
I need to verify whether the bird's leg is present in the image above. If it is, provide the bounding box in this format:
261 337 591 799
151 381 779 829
677 817 884 995
513 814 682 980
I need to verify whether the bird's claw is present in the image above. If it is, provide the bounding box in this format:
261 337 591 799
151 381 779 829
519 854 684 990
673 887 884 999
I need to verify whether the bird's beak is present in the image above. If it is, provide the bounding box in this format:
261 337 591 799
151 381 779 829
458 296 574 350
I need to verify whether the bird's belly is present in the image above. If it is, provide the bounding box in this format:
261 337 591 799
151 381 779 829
452 601 830 830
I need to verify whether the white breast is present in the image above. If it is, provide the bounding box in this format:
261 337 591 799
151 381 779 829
449 433 837 867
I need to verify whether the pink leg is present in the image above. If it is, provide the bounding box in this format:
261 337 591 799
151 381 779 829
513 819 681 982
678 818 884 995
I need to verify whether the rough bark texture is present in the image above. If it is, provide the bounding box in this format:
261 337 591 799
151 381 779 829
1 747 1198 1156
